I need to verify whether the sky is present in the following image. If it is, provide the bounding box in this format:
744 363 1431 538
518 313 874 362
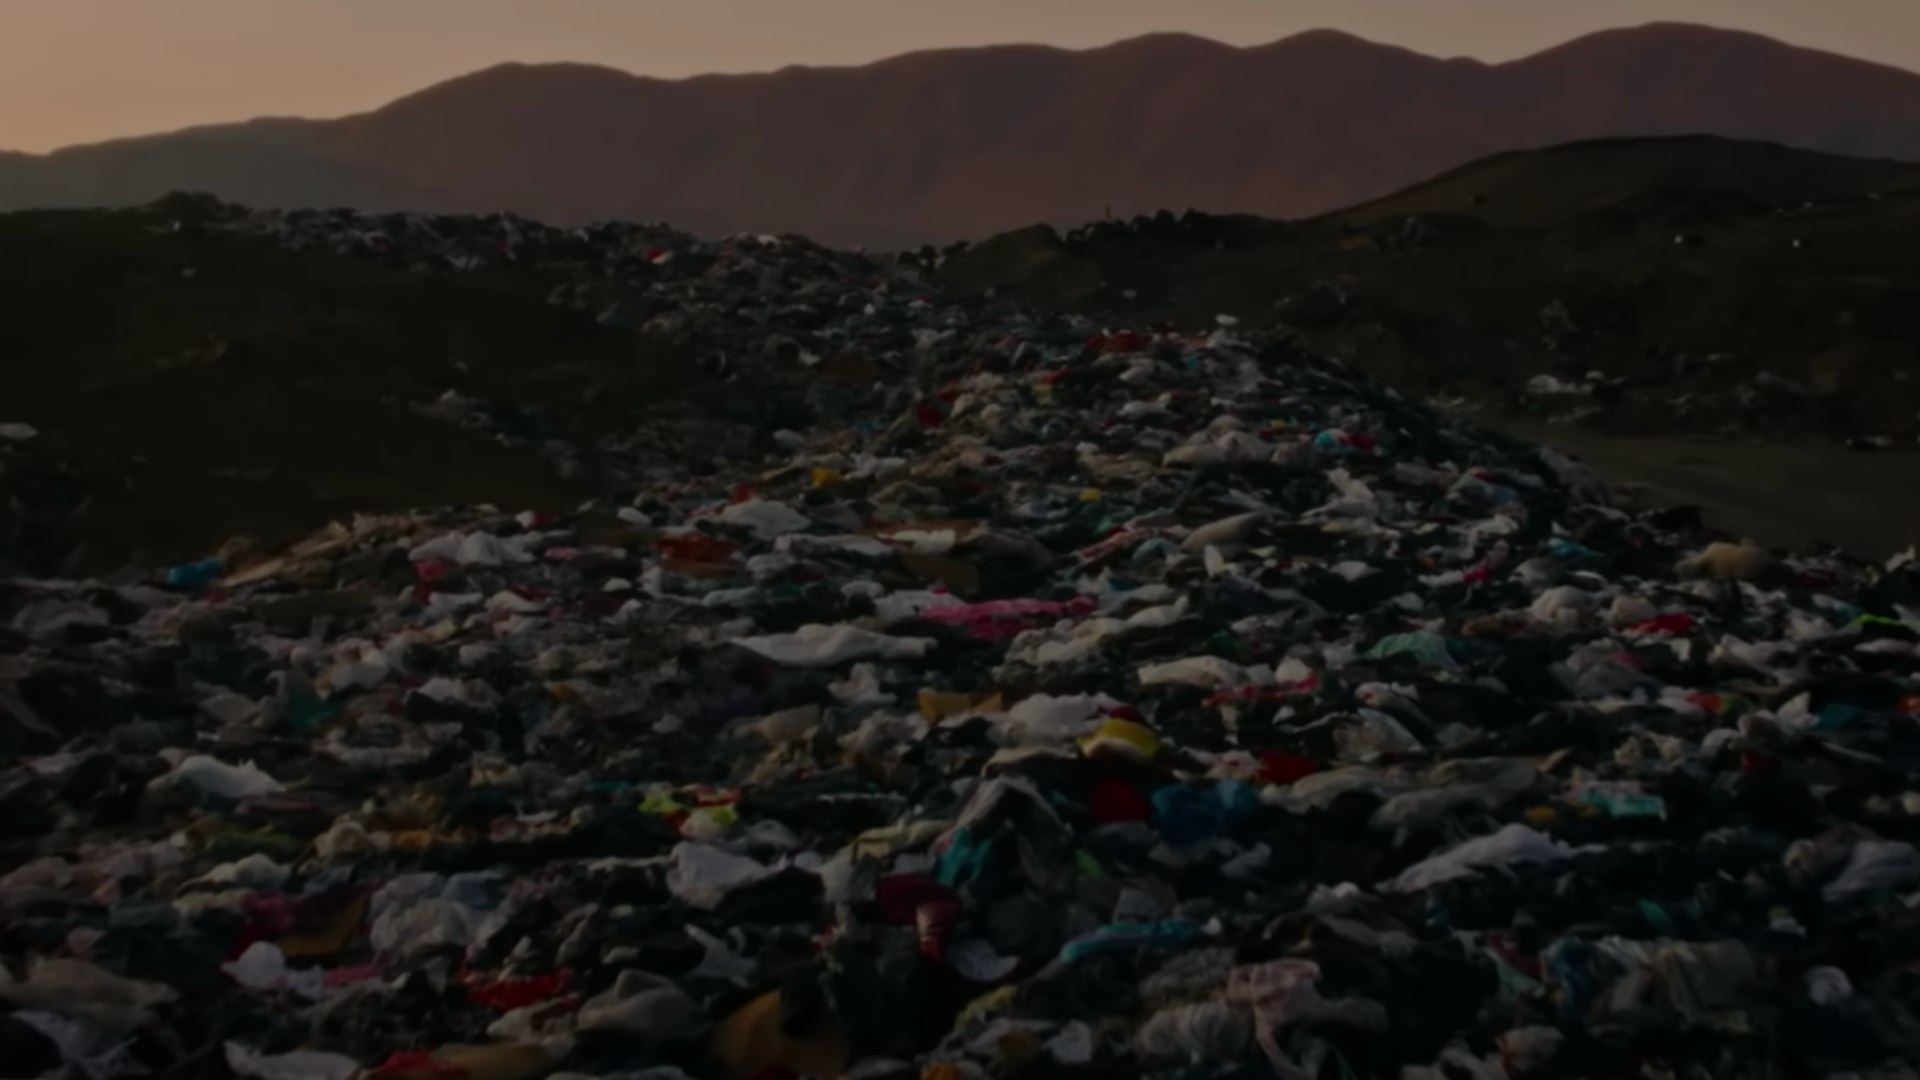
5 0 1920 153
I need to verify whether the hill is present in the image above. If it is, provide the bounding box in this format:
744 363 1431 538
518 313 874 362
0 200 691 574
1331 135 1920 228
937 135 1920 442
8 24 1920 246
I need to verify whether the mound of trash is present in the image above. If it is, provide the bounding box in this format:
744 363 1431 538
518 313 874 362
0 197 910 574
5 206 1920 1080
937 179 1920 448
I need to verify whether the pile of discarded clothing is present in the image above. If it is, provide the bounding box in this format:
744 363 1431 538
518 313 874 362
5 212 1920 1080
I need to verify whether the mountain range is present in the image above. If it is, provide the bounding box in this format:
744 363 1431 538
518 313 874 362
7 22 1920 246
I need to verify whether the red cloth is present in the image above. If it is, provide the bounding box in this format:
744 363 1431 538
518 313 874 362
1090 331 1147 354
467 970 570 1012
875 874 956 926
1089 778 1152 823
373 1051 466 1077
1258 751 1321 785
915 900 958 962
653 535 736 563
1633 613 1697 636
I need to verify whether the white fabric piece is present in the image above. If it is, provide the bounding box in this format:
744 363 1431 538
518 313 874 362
407 531 533 567
718 500 812 539
13 1011 139 1080
1046 1022 1096 1064
870 589 965 622
1381 824 1594 893
776 534 894 558
486 590 547 614
830 663 896 707
1138 655 1251 689
0 959 178 1033
224 1044 361 1080
1821 840 1920 901
732 624 935 667
996 693 1122 747
1805 966 1854 1005
368 899 479 957
424 591 484 618
222 943 326 1000
192 854 292 889
1181 512 1266 551
577 971 709 1038
156 755 285 800
414 676 502 710
886 528 958 554
665 843 777 910
10 599 110 641
1008 599 1187 667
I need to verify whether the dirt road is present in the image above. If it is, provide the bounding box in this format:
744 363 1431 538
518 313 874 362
1488 421 1920 559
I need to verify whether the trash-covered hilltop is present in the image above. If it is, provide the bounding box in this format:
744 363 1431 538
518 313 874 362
0 196 895 575
5 202 1920 1080
937 172 1920 447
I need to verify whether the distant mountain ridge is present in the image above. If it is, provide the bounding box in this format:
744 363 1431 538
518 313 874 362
6 22 1920 246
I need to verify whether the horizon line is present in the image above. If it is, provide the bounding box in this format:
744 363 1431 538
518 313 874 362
6 19 1910 158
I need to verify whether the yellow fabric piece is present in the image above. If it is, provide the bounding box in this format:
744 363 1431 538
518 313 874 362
850 820 951 861
954 985 1019 1031
711 990 849 1080
919 688 1003 720
639 792 687 815
1078 717 1162 761
686 804 739 829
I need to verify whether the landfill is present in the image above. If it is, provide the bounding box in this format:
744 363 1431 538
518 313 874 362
4 204 1920 1080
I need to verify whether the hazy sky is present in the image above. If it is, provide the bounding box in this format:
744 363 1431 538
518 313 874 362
5 0 1919 153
